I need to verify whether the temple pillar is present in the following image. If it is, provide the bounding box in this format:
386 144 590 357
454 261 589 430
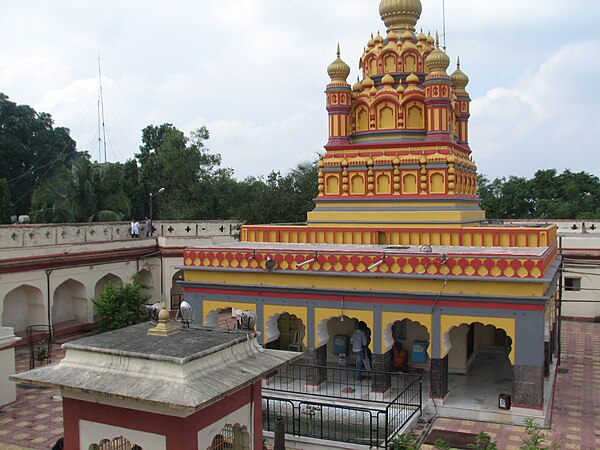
430 356 448 399
305 345 327 389
512 364 544 409
371 351 392 394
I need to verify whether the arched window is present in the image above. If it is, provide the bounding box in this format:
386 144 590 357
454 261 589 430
402 173 418 194
377 104 395 130
207 424 250 450
406 103 424 129
325 175 340 195
88 436 142 450
356 106 369 132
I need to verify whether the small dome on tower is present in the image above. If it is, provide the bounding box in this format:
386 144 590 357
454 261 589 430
362 76 375 88
352 78 364 92
418 29 427 42
379 0 423 34
450 57 469 90
425 33 450 75
426 32 434 46
387 30 398 42
382 73 395 85
374 32 384 44
406 72 420 84
327 44 351 83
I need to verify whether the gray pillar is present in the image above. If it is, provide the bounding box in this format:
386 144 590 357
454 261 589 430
305 345 327 386
512 364 544 409
430 356 448 399
371 351 392 393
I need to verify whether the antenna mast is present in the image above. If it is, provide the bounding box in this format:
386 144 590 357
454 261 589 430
442 0 447 51
98 55 108 163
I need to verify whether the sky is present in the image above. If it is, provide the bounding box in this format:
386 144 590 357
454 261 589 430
1 0 599 181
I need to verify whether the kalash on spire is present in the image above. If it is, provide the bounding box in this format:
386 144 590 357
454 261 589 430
311 0 484 229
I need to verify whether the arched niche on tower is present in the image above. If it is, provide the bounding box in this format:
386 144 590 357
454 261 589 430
368 57 377 76
350 173 365 195
429 171 446 194
405 102 425 129
381 51 398 74
355 105 369 132
402 51 419 73
376 102 396 130
325 174 340 195
402 172 418 194
376 172 392 194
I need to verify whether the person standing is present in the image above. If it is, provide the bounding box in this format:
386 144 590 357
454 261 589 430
131 219 140 238
145 216 152 237
351 322 367 381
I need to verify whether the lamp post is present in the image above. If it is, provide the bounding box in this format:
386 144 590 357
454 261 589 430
148 187 165 237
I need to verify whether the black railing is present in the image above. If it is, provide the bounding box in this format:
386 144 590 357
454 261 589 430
263 396 388 447
262 363 422 447
385 375 422 445
263 362 419 404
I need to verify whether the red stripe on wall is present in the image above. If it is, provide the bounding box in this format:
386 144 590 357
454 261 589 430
63 382 260 450
184 286 545 310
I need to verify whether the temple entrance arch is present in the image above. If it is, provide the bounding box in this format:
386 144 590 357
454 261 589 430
203 301 256 330
2 285 45 332
382 315 431 371
170 270 184 309
437 316 515 407
53 279 87 325
94 273 123 299
264 312 305 351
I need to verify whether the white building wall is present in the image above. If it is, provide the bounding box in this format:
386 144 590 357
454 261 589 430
80 419 166 450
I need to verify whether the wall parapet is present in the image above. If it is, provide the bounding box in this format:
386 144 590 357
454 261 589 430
241 224 557 249
0 221 239 249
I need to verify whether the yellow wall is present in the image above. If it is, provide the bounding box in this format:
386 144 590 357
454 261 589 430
202 300 257 325
262 304 308 347
185 270 549 298
381 311 432 354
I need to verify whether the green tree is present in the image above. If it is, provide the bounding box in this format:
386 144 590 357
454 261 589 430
0 93 78 215
30 157 131 223
138 124 224 220
92 280 150 332
0 178 12 223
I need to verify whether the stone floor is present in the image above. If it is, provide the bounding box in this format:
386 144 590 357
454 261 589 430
1 320 598 449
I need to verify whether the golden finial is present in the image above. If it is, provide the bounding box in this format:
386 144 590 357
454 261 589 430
147 302 181 336
435 31 440 48
337 42 341 58
457 56 461 69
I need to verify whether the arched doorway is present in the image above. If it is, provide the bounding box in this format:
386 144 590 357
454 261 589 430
53 279 88 325
386 318 431 372
170 270 184 309
264 312 305 351
2 285 45 332
94 274 123 299
443 320 514 410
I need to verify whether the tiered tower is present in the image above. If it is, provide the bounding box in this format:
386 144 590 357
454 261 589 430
309 0 483 229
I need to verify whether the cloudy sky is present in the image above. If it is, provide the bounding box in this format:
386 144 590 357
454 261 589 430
1 0 599 181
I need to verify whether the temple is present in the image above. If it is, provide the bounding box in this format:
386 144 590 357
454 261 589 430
181 0 560 432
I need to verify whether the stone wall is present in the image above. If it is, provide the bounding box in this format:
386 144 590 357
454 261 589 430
0 221 239 248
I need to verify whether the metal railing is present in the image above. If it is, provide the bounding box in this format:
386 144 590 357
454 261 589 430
262 363 422 447
263 362 419 404
263 396 388 447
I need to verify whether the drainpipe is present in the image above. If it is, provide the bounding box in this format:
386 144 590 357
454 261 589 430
45 268 53 334
557 236 563 366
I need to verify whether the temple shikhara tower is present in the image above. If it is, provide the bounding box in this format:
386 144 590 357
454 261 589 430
180 0 560 435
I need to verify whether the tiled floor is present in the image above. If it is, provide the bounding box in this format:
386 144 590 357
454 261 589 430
1 320 598 449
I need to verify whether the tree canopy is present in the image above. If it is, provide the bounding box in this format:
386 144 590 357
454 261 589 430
5 93 599 226
478 169 600 220
0 93 78 219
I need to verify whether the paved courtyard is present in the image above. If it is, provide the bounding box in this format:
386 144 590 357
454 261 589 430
0 320 598 449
